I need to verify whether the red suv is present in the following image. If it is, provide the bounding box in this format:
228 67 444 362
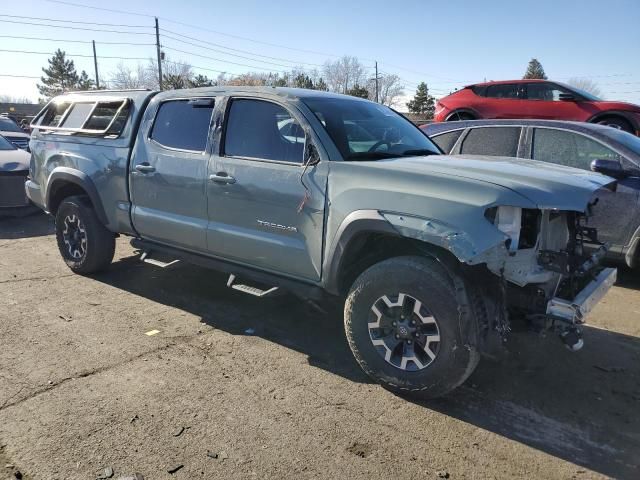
434 79 640 135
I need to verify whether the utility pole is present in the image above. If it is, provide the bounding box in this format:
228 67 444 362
375 61 379 103
155 17 163 90
92 40 99 89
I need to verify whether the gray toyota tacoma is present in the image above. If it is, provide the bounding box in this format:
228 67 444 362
26 87 617 398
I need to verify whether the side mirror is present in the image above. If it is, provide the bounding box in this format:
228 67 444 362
591 158 626 178
558 93 576 102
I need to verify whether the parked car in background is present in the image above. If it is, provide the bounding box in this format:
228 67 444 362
422 120 640 268
434 80 640 135
0 134 35 216
0 116 31 150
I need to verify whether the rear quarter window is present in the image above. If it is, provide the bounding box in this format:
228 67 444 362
460 127 521 157
431 130 464 154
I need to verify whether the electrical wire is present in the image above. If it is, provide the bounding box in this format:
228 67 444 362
0 48 150 60
0 34 155 46
0 13 151 28
0 19 155 35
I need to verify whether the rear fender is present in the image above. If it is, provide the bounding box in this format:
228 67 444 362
46 167 108 225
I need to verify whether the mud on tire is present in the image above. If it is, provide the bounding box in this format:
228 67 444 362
344 255 480 399
55 195 115 274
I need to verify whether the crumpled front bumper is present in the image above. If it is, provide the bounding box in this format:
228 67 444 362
546 267 617 324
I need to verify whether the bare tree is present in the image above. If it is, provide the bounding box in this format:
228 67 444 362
368 74 405 106
566 77 603 99
323 56 367 94
0 95 32 103
109 62 156 89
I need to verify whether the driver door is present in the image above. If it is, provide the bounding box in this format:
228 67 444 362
205 97 328 281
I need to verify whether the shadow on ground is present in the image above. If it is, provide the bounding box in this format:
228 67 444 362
0 212 53 239
88 250 640 479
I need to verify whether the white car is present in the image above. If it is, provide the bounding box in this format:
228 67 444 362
0 134 34 216
0 116 30 150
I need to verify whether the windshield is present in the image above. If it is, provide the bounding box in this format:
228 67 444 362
0 135 17 150
605 128 640 159
0 117 23 133
559 82 602 101
302 97 441 160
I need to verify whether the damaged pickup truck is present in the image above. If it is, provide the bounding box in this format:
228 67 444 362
26 87 617 397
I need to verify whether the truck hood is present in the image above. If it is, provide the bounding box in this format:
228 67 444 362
362 154 614 211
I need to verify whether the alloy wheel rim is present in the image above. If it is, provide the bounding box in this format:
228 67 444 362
62 214 87 260
368 293 441 371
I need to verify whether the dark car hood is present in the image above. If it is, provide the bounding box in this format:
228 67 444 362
362 154 615 211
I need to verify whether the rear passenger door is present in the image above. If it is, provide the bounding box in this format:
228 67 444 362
430 129 464 154
206 97 328 281
458 126 523 157
130 97 215 252
483 83 527 118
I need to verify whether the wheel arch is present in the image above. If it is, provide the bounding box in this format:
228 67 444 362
587 111 638 131
445 108 479 121
323 210 471 296
46 168 109 226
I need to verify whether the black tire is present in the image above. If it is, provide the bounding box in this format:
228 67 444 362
446 111 475 121
55 195 115 274
596 117 634 134
344 255 480 398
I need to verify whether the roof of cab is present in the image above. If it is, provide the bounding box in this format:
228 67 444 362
152 86 369 102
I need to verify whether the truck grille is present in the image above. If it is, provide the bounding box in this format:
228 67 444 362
5 136 29 150
0 173 29 207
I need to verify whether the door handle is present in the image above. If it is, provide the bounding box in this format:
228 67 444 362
209 173 236 184
135 163 156 173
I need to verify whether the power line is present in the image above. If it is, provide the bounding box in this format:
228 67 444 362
0 48 150 61
0 34 155 46
0 74 41 79
0 19 155 35
41 0 154 18
162 45 302 72
0 13 151 28
160 30 325 68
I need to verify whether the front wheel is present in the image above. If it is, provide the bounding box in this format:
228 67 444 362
55 195 115 274
344 256 480 398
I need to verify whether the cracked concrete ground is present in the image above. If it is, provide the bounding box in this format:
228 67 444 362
1 213 639 479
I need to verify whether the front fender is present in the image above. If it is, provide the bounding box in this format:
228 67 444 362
322 209 507 295
46 167 109 225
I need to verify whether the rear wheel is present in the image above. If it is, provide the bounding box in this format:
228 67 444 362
447 111 476 121
344 256 480 398
55 195 115 274
596 117 634 133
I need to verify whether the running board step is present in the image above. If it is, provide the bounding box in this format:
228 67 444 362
140 250 180 268
226 274 279 297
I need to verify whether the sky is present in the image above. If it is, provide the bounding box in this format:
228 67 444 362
1 0 639 107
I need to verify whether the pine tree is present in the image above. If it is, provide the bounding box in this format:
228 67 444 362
188 74 214 87
523 58 547 79
313 78 328 91
76 70 95 90
293 74 314 89
346 84 369 99
38 49 80 99
406 82 435 118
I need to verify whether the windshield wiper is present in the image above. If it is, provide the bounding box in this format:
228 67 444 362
400 149 438 157
344 152 399 161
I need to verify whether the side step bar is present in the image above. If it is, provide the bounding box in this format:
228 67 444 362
139 250 180 268
227 274 280 298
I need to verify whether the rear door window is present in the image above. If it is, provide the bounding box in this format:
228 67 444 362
431 130 464 153
224 99 305 164
532 128 621 170
151 99 214 152
525 83 569 101
485 84 521 99
459 127 521 157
